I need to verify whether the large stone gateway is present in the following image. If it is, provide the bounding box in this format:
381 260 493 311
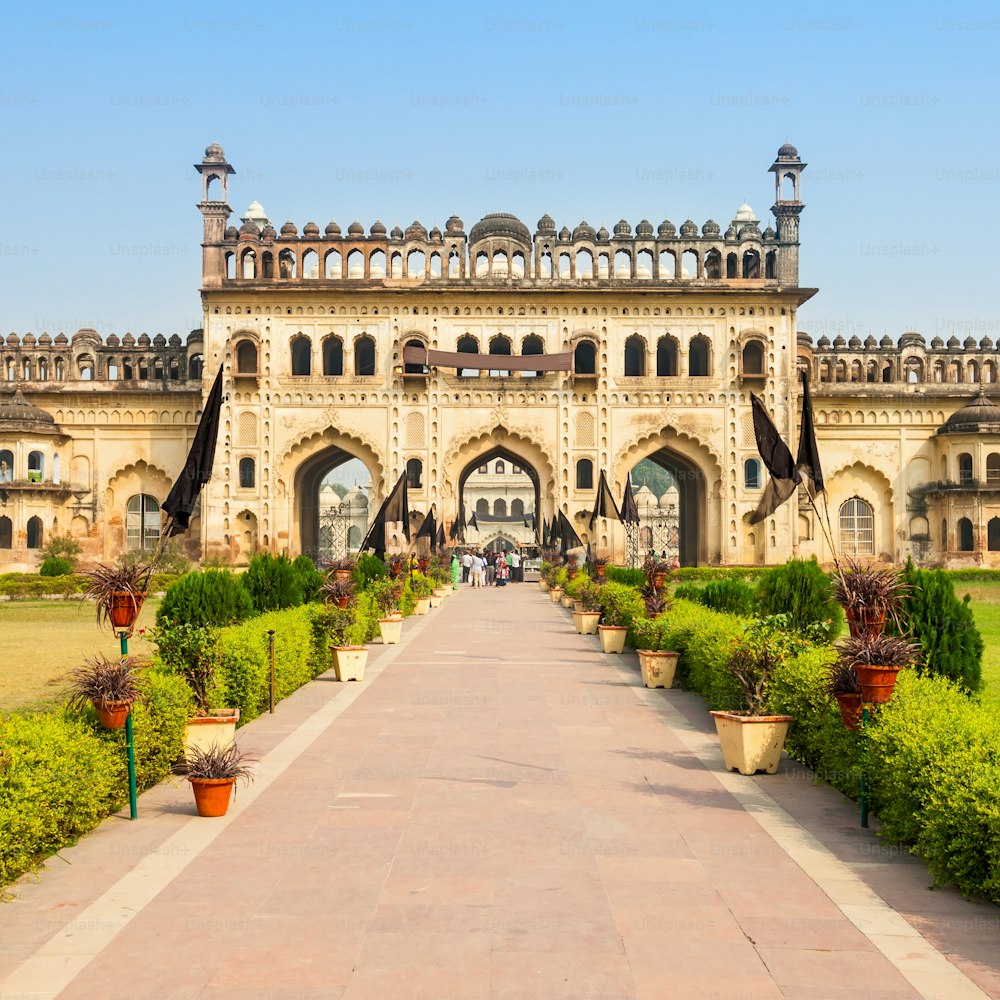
3 142 1000 568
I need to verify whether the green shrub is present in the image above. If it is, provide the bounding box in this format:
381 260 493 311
354 552 387 589
309 604 353 674
0 574 86 596
604 566 646 587
292 555 323 603
243 553 303 613
755 557 842 642
40 534 82 570
157 569 253 628
889 559 983 693
595 580 646 630
39 558 74 577
698 578 757 616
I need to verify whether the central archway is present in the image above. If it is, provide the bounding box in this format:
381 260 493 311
458 445 539 548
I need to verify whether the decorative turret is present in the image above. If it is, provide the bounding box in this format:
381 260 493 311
768 143 805 284
195 143 236 288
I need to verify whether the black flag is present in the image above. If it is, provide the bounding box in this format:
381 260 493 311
162 365 224 535
436 523 446 550
589 471 622 530
360 472 410 556
469 512 480 532
558 510 582 553
795 369 825 497
449 506 466 541
416 507 436 548
620 477 640 525
748 394 800 526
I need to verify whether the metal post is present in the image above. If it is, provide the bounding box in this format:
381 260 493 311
859 704 869 829
119 630 138 820
267 630 276 714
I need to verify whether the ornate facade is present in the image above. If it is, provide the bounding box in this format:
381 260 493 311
1 141 997 569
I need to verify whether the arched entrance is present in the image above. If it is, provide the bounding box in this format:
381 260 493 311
295 448 373 562
457 445 539 549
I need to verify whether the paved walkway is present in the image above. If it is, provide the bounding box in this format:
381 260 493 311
1 583 999 1000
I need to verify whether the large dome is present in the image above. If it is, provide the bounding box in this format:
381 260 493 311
468 213 532 245
0 389 58 432
939 393 1000 435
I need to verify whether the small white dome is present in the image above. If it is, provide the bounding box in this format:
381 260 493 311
734 202 757 223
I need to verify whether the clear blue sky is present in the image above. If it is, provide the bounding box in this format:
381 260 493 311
4 1 998 343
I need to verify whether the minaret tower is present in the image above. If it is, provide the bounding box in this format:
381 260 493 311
195 143 235 288
769 143 805 285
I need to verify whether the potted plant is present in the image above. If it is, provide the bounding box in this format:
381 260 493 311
320 573 355 609
592 554 611 579
571 579 602 635
825 660 863 730
641 583 671 620
595 582 643 654
66 653 142 729
81 557 154 634
146 621 241 754
327 556 356 584
331 616 370 681
643 556 672 591
835 633 921 705
386 553 408 579
832 558 907 640
708 622 794 775
410 571 433 614
633 617 679 690
549 566 568 604
180 740 257 817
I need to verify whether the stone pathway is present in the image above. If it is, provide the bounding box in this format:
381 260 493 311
1 582 998 999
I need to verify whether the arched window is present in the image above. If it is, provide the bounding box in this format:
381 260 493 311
839 497 874 556
624 335 645 377
493 498 507 516
354 335 376 376
742 249 761 278
656 337 677 377
404 339 428 374
0 515 10 548
26 516 43 549
744 458 761 490
235 340 258 374
705 248 721 279
521 334 544 378
405 458 422 489
126 494 160 551
511 498 525 517
239 457 255 489
478 464 487 474
574 340 597 375
495 460 505 474
576 458 594 490
958 453 974 485
475 498 489 516
278 249 297 278
689 336 711 377
457 334 479 377
742 341 765 375
488 336 512 377
290 336 312 376
27 451 44 483
988 517 1000 551
987 453 1000 483
958 517 975 552
0 449 12 481
322 336 344 376
942 518 949 551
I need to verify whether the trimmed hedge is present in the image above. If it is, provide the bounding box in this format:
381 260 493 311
0 668 192 887
0 572 180 598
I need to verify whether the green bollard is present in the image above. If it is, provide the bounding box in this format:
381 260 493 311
120 630 138 820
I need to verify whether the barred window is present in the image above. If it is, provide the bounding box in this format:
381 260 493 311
126 493 160 551
839 496 874 556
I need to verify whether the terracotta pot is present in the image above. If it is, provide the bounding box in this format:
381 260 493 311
596 564 606 579
189 777 235 817
854 664 902 704
709 711 794 775
637 650 679 689
335 596 350 609
94 699 131 729
378 617 403 644
332 645 368 682
835 692 863 730
651 572 667 590
598 624 627 654
572 610 601 635
106 591 146 631
846 607 886 640
333 569 353 583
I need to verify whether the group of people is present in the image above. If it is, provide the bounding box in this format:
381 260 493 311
450 548 523 588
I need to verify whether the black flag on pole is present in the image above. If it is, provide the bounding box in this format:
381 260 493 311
748 393 801 525
469 512 480 532
416 507 437 549
795 369 825 497
449 505 466 541
162 365 224 535
558 510 582 554
360 472 410 556
620 477 640 524
588 470 622 529
436 523 446 550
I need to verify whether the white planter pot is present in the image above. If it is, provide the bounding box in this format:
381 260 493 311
378 617 403 644
598 625 627 654
333 645 369 682
183 708 241 755
709 711 794 775
539 580 549 592
414 597 431 615
572 610 601 635
429 594 443 608
549 587 564 604
637 650 678 689
561 594 575 609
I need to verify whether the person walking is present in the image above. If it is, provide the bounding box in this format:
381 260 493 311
496 551 508 587
450 552 461 590
461 550 472 584
509 547 521 583
485 551 497 587
471 551 485 588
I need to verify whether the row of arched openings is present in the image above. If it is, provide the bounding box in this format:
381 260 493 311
816 357 998 386
474 498 528 517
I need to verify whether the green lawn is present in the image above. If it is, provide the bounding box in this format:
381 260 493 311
0 599 158 713
955 583 1000 706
